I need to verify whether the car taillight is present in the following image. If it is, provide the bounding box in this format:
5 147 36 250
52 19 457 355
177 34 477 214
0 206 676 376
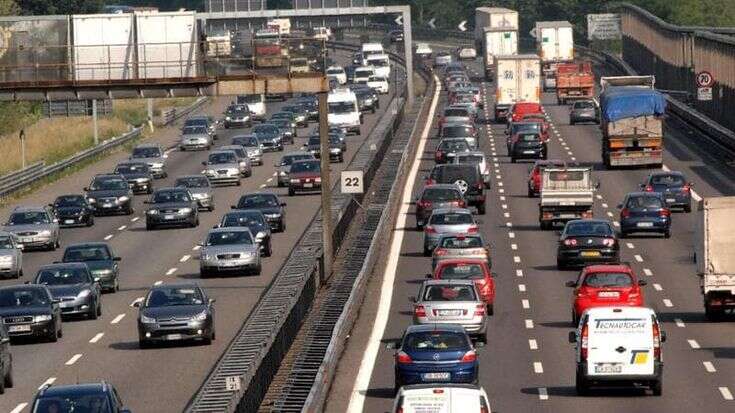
434 248 449 256
435 151 443 161
659 208 671 218
461 350 477 363
682 184 691 193
424 226 437 234
645 185 654 192
564 238 578 246
418 200 432 209
474 304 485 316
628 290 640 299
602 238 616 247
315 177 322 183
468 226 479 234
396 351 413 364
580 324 589 360
652 322 661 359
621 208 631 218
414 305 426 317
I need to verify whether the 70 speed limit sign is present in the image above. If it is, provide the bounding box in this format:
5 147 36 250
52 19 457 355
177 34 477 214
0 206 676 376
696 71 714 87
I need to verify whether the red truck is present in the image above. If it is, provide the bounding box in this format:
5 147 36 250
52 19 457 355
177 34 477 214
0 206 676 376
556 62 594 105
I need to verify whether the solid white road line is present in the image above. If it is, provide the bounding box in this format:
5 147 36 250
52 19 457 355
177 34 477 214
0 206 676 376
38 377 56 389
89 333 104 343
65 354 83 365
703 361 716 373
533 362 544 374
180 255 191 262
688 339 700 349
347 74 441 412
719 387 734 400
663 298 673 307
525 319 534 329
10 403 28 413
675 318 686 328
538 387 549 400
111 313 126 324
528 339 538 350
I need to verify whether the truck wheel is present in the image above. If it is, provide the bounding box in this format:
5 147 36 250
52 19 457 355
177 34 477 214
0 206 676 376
704 303 722 321
576 371 589 396
652 377 663 396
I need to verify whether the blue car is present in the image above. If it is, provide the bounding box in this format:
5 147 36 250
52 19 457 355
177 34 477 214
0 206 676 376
393 324 479 393
641 171 693 212
618 192 671 238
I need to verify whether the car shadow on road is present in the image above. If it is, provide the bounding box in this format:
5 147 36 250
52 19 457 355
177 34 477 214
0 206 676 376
361 387 395 399
657 311 717 325
522 386 649 398
700 347 735 359
400 251 427 258
539 321 574 329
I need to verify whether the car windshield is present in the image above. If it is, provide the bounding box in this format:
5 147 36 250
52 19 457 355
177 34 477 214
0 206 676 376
222 212 266 227
239 194 278 208
209 152 237 164
0 289 49 307
238 95 262 104
254 125 279 135
404 331 468 351
442 126 474 137
115 164 148 175
438 263 485 280
627 196 663 209
575 101 595 109
0 236 13 249
8 211 49 225
281 155 312 166
233 136 259 147
272 120 289 127
90 178 128 191
430 213 473 225
583 272 634 288
326 68 343 75
291 161 320 173
175 177 209 188
423 285 477 302
184 119 208 128
229 109 248 117
183 126 208 135
55 196 86 208
422 188 461 201
651 174 685 186
439 236 483 248
36 267 89 285
444 109 468 117
456 155 484 165
63 246 111 262
33 395 111 413
271 112 292 120
145 287 204 307
565 222 613 236
153 190 190 204
307 136 321 146
439 140 470 152
206 230 254 246
328 102 355 114
131 147 161 158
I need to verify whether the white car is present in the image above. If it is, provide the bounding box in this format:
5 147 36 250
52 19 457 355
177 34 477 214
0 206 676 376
393 384 491 413
457 46 477 60
415 43 433 58
366 75 390 94
435 51 452 67
353 66 375 84
326 66 347 85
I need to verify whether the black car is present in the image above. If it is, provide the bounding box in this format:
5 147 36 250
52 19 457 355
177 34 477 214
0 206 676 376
232 193 287 232
269 119 297 144
557 219 620 269
428 164 486 214
84 174 134 216
253 124 284 152
295 95 319 121
62 242 121 292
0 323 11 394
114 161 154 194
389 29 404 42
34 263 101 320
224 107 252 129
281 104 309 127
145 188 199 230
304 135 344 163
51 194 94 227
219 210 273 256
510 132 547 163
641 171 693 212
183 116 217 140
31 382 132 412
136 283 215 347
351 84 380 112
0 285 62 342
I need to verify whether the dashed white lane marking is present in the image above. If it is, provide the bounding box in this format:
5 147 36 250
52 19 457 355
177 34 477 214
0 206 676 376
89 333 104 343
131 217 139 222
525 319 534 329
522 299 530 309
111 313 127 324
11 403 28 413
504 212 511 218
663 298 673 307
498 188 505 193
675 318 686 327
496 175 502 180
626 242 635 249
193 245 201 251
533 362 544 374
596 194 603 200
104 234 113 240
634 254 643 262
516 269 524 277
508 232 515 238
538 387 549 401
266 177 273 182
567 151 573 156
117 225 127 231
703 361 716 373
606 211 614 217
518 284 526 292
180 255 191 262
153 280 163 286
528 339 538 350
260 184 267 188
506 222 513 228
166 267 178 275
272 172 278 176
502 204 508 209
653 283 663 291
65 354 83 365
613 221 620 227
511 243 518 250
688 339 700 349
602 203 608 208
643 268 653 276
571 156 576 161
129 297 143 308
514 256 521 263
38 377 56 389
719 387 734 401
498 182 504 187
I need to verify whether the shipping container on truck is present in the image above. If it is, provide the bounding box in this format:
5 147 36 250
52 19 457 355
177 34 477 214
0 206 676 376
254 28 287 68
267 18 291 35
535 21 574 90
482 27 518 80
599 75 665 168
493 54 541 122
695 196 735 320
474 7 518 49
135 11 198 79
555 62 594 104
206 33 232 58
72 13 135 81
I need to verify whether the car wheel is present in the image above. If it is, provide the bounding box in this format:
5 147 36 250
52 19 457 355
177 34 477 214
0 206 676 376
146 222 154 231
423 246 431 257
253 264 262 276
394 378 401 396
511 157 516 163
277 181 284 187
572 311 579 326
620 231 628 239
48 328 58 343
664 228 671 239
14 269 22 279
356 129 361 136
528 186 534 197
486 304 494 316
89 301 98 320
87 216 94 226
540 221 551 230
557 259 567 271
209 204 215 212
200 268 208 279
265 242 272 257
97 301 102 317
0 372 4 394
570 119 575 125
126 207 134 216
4 363 13 389
288 188 295 196
57 322 62 338
202 333 213 345
652 377 663 396
576 371 589 396
139 338 151 349
477 204 486 215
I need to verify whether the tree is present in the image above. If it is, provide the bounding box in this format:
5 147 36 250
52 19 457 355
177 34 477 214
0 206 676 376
0 0 19 16
16 0 103 15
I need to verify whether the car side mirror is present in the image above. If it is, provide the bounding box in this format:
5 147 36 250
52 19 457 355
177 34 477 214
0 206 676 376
281 202 287 207
616 204 623 209
595 182 601 189
568 331 577 343
209 298 216 305
202 161 207 166
660 330 667 342
132 301 141 308
231 205 237 209
638 280 647 286
565 281 577 288
113 257 122 262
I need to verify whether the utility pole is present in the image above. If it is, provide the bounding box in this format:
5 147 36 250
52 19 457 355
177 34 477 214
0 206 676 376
19 129 26 169
92 99 99 145
318 91 332 283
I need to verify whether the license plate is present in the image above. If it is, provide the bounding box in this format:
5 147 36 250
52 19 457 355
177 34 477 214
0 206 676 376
8 325 31 332
166 334 183 340
523 150 536 154
164 214 175 220
560 201 576 206
438 309 462 316
598 291 620 298
594 363 622 374
560 214 577 219
637 222 654 228
20 237 33 243
102 203 112 208
220 261 239 267
581 251 601 257
666 198 676 203
422 372 450 380
64 219 75 224
303 183 313 188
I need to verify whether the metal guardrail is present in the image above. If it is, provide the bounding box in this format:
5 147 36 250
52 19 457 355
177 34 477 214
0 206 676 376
0 162 45 195
161 97 211 126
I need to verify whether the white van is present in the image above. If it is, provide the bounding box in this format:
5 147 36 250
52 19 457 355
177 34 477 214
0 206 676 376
326 66 347 85
237 94 266 121
393 384 491 413
569 306 665 395
361 42 384 60
353 66 375 84
327 88 361 135
365 53 391 79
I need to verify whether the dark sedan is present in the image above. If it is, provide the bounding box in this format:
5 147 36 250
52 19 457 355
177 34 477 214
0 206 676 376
268 119 297 144
304 135 344 163
51 195 94 227
253 124 284 152
557 219 620 270
232 193 286 232
510 132 547 163
145 188 199 230
84 174 134 216
281 104 309 127
114 160 154 194
31 382 132 413
0 285 62 342
295 95 319 121
136 283 215 347
619 192 671 238
34 263 101 320
641 171 693 212
62 243 121 292
415 184 465 229
219 210 273 256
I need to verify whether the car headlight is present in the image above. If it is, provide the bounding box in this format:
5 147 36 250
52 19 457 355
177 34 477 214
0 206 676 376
330 148 341 153
152 163 164 168
93 269 112 276
147 209 159 215
118 196 130 203
0 256 12 262
180 208 193 214
87 198 96 203
136 177 149 183
77 289 91 298
39 230 51 236
191 193 203 199
192 310 208 322
290 179 300 183
256 231 266 239
226 116 231 121
279 171 286 176
34 314 52 322
242 251 255 258
140 314 156 324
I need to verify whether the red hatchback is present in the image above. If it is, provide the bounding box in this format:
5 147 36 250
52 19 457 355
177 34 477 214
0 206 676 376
430 259 496 314
527 159 565 197
565 264 646 325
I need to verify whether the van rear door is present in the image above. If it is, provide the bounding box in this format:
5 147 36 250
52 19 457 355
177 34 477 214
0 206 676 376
587 312 654 377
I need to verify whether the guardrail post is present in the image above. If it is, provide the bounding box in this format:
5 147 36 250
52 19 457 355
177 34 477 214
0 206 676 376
318 91 332 283
147 98 154 132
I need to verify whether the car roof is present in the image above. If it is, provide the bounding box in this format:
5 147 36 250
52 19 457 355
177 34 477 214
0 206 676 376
154 187 189 193
134 143 161 149
283 151 312 157
436 258 487 265
584 306 655 318
627 191 663 198
423 184 461 191
93 173 125 180
210 150 237 155
650 170 684 177
11 206 47 213
209 226 253 234
241 192 279 198
457 151 485 157
405 324 468 334
567 218 610 225
65 242 109 249
149 282 201 292
116 160 148 166
422 279 476 287
37 382 110 397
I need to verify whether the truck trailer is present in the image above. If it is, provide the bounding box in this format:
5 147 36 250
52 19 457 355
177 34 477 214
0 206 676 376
535 21 574 90
695 196 735 320
493 54 541 122
482 28 518 81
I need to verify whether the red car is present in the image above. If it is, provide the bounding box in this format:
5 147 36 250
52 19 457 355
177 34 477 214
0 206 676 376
509 102 543 123
527 159 565 197
430 259 495 314
565 264 646 325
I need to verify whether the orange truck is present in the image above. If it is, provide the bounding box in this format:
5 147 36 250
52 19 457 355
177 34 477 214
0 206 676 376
555 62 594 105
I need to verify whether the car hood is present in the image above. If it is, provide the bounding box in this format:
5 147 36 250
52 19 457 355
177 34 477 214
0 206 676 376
203 244 259 255
0 249 16 258
149 202 193 210
3 224 54 233
142 305 207 320
86 189 130 199
182 133 210 140
0 307 51 317
55 206 87 216
206 162 240 170
134 157 165 165
44 284 89 297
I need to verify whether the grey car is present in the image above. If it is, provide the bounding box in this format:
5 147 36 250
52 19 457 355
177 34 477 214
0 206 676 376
431 234 491 270
219 145 253 177
3 207 60 251
0 232 22 279
184 116 217 140
61 242 121 293
179 125 212 151
412 279 487 342
453 152 490 188
268 119 297 144
199 227 262 277
145 188 199 230
202 151 242 186
175 175 215 211
276 152 316 187
114 161 154 194
423 208 479 256
569 99 600 125
84 174 134 216
232 135 263 166
130 144 168 178
34 263 101 319
219 210 272 257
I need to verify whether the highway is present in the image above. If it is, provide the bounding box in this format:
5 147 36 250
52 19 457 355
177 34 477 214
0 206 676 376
0 52 399 412
328 57 735 412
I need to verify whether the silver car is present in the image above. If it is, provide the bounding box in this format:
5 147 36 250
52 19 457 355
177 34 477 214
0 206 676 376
232 135 263 166
275 152 316 187
431 234 491 270
422 208 479 256
130 144 168 178
220 145 253 177
199 227 261 277
0 231 22 279
453 152 490 188
202 151 241 186
3 206 60 251
179 125 212 151
175 175 215 211
412 279 487 342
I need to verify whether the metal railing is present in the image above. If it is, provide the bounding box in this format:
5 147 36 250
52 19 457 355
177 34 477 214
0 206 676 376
161 97 211 126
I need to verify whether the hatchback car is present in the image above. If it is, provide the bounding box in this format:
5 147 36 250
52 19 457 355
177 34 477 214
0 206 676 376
276 152 316 187
427 164 486 214
281 105 309 127
415 184 465 230
392 324 478 392
199 227 261 277
619 192 671 238
557 219 620 269
393 384 491 412
423 208 479 255
219 211 272 257
202 151 242 186
506 121 543 152
566 264 646 325
432 234 490 270
223 106 251 129
61 243 121 292
232 134 263 166
31 382 131 412
288 159 322 196
145 188 199 230
51 194 94 227
510 132 547 162
453 152 490 188
0 285 61 342
569 99 600 124
435 138 471 165
430 259 495 313
130 143 168 178
34 263 101 319
114 160 154 194
641 171 693 212
3 206 60 250
179 125 212 151
0 232 22 279
175 175 215 211
136 283 215 347
219 145 253 177
84 174 134 216
413 280 488 342
527 159 566 197
233 193 287 233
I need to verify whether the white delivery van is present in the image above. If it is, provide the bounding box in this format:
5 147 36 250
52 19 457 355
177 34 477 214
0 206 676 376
237 94 266 121
493 54 541 122
393 384 491 413
326 66 347 85
365 53 391 79
327 88 361 135
361 42 384 60
353 66 375 84
569 307 665 395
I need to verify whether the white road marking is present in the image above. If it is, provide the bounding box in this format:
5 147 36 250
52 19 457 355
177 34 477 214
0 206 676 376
626 242 635 249
653 283 663 291
509 232 515 239
153 280 163 286
506 222 513 228
131 217 139 222
528 338 538 350
634 254 643 262
522 299 530 309
703 361 716 373
129 297 143 307
10 403 28 413
596 194 603 200
504 212 511 218
266 177 273 182
567 151 573 155
498 181 504 187
511 243 518 250
514 256 521 263
518 284 526 292
675 318 686 327
272 172 278 176
111 313 126 324
38 377 56 389
538 387 549 400
516 269 523 277
663 298 673 307
719 387 734 400
117 225 127 231
166 267 178 275
499 196 506 201
502 204 508 209
498 188 505 193
193 245 201 251
260 184 267 188
525 319 534 329
89 333 104 343
104 234 113 240
643 268 653 276
602 203 608 208
65 354 83 365
571 156 577 161
180 255 191 262
688 339 700 349
606 211 614 217
496 175 502 180
533 362 544 373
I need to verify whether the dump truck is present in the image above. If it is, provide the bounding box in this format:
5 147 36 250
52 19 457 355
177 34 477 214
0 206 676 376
482 28 518 80
556 62 594 104
695 197 735 320
535 21 574 90
539 166 596 230
599 75 665 168
493 54 541 122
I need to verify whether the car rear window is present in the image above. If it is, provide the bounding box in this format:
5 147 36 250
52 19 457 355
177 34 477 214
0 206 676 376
442 126 474 137
422 188 461 201
512 123 541 134
433 165 479 183
444 109 468 117
403 331 468 351
565 221 613 236
651 174 685 186
423 285 477 301
626 196 663 209
583 272 633 287
438 263 485 280
517 133 540 142
430 213 473 225
438 140 470 152
439 236 483 248
575 101 595 109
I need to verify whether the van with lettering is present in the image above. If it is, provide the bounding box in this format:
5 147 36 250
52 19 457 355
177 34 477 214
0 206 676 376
393 384 491 413
568 306 665 396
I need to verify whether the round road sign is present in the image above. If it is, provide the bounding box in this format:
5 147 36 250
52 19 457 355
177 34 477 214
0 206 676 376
696 71 714 87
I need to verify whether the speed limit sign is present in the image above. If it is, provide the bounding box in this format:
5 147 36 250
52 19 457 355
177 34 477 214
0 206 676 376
696 71 714 88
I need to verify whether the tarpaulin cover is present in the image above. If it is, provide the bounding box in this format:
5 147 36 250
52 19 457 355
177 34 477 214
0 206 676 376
600 87 667 122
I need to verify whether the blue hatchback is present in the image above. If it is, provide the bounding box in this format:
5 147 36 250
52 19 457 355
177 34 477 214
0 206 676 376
641 171 693 212
618 192 671 238
393 324 479 392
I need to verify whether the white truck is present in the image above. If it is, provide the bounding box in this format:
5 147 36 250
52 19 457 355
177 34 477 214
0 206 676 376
539 166 596 229
267 18 291 35
695 196 735 320
535 21 574 90
493 54 541 122
482 28 518 80
475 7 518 44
